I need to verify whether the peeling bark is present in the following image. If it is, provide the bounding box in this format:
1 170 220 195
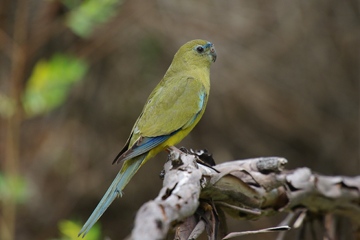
129 148 360 240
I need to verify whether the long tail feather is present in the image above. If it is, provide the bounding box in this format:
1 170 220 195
78 155 145 237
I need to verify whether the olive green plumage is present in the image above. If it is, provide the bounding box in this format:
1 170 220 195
79 39 217 237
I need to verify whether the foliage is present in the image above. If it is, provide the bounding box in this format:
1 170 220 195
22 54 88 117
58 220 101 240
0 173 29 204
64 0 123 38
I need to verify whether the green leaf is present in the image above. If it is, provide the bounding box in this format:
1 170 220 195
0 172 29 204
65 0 123 38
58 220 101 240
23 54 87 117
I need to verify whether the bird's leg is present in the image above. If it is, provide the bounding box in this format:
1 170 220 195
166 146 183 154
195 158 220 173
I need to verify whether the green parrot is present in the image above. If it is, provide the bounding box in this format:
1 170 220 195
79 39 217 237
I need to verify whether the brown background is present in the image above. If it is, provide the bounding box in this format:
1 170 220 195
1 0 359 239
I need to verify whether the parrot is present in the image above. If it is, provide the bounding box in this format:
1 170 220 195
78 39 217 237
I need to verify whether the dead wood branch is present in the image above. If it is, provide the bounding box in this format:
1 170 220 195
129 148 360 240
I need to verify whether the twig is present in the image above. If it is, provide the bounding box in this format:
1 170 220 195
222 226 291 239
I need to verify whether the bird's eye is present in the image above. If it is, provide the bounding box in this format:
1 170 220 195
196 46 204 53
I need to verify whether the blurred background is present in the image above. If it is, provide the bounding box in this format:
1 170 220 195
0 0 359 239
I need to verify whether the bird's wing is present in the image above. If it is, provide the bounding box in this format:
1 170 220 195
138 75 207 137
114 76 207 163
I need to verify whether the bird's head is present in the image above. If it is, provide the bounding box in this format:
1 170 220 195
173 39 217 69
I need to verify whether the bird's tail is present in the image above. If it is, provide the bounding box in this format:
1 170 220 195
78 155 146 237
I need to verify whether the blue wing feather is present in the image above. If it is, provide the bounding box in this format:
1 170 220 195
116 132 177 163
183 91 206 129
115 91 205 164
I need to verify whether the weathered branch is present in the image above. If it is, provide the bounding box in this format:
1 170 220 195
129 148 360 240
130 148 203 240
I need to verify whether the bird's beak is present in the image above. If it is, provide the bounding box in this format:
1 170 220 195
210 45 217 62
205 42 217 62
